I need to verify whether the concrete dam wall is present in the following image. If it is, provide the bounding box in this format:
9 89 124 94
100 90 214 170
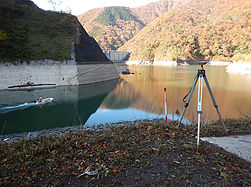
103 51 131 63
0 60 119 91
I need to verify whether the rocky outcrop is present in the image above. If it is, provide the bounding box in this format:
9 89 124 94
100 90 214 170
74 27 111 63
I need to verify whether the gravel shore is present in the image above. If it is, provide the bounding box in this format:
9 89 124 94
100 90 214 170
0 119 161 144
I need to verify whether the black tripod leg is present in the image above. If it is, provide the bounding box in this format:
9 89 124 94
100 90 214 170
203 75 227 131
178 75 199 127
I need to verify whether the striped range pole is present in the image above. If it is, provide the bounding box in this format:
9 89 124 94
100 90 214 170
164 88 167 123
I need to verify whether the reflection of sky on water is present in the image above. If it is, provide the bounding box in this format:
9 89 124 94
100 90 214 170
85 108 190 126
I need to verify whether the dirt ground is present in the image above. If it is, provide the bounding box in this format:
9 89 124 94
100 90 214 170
1 119 251 186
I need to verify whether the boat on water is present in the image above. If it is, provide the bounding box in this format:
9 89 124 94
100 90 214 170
0 98 54 114
33 98 54 105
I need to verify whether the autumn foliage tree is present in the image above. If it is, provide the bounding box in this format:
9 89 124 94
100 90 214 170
119 0 251 62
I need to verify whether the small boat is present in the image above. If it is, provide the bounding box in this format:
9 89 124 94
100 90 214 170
33 98 54 105
122 69 130 75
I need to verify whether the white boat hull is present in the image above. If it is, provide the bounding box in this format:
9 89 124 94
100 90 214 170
35 98 53 105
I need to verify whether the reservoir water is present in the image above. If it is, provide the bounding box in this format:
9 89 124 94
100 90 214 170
1 64 251 135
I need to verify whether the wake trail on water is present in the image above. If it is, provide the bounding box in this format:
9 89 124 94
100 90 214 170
0 102 37 114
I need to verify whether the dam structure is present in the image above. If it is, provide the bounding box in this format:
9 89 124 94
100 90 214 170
103 50 131 63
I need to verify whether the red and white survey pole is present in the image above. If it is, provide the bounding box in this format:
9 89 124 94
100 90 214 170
164 88 167 123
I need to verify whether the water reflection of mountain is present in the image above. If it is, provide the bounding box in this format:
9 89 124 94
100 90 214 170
0 79 118 135
102 80 139 109
104 65 251 122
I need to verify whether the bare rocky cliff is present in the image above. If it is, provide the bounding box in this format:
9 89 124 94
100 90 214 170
74 27 111 63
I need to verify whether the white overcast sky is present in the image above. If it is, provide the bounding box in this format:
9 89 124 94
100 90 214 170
32 0 160 15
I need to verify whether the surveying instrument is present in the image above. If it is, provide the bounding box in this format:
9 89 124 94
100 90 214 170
177 62 227 147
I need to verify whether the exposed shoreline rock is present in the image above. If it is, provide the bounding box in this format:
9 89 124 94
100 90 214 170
125 60 178 66
125 60 232 66
208 61 232 66
124 60 251 75
226 62 251 75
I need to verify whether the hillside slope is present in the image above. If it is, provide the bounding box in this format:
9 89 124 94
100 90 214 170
77 0 180 50
119 0 251 62
0 0 109 62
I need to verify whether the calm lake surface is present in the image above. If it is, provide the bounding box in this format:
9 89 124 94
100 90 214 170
1 64 251 135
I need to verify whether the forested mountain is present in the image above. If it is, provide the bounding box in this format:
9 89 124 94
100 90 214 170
0 0 109 62
119 0 251 62
77 0 180 50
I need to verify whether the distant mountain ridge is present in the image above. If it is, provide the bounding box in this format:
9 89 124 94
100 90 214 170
77 0 179 50
119 0 251 62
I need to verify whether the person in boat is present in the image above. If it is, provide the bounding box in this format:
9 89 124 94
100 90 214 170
38 97 42 103
32 97 43 103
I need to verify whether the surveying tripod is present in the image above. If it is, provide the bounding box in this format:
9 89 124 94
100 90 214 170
177 63 227 146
